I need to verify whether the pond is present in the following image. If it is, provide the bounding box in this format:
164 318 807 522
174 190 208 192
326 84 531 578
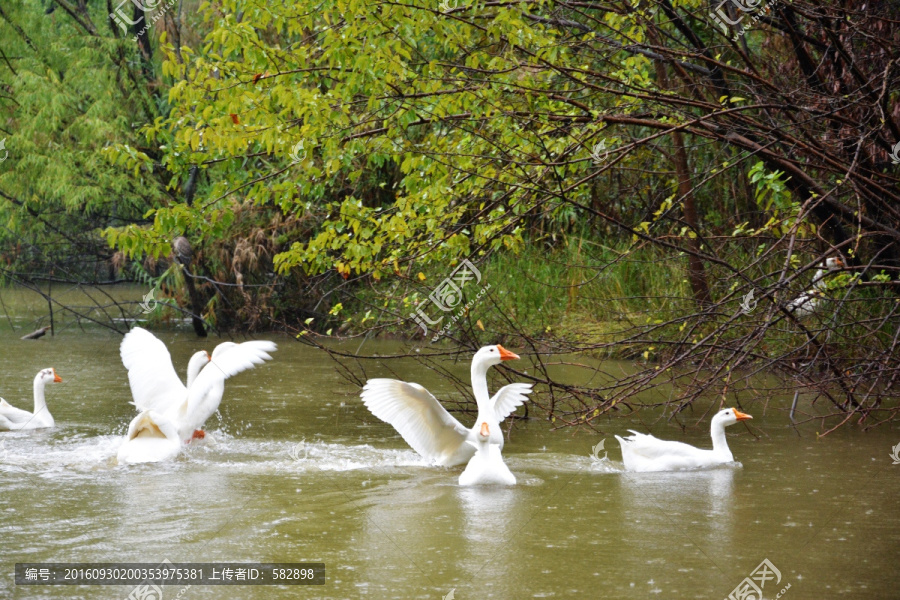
1 296 899 599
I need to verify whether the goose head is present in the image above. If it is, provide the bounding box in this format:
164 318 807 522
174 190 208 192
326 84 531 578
34 368 62 387
472 345 519 369
825 257 844 270
188 350 211 370
713 407 752 428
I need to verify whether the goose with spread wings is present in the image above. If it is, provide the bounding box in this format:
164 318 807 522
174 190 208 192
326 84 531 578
116 327 276 463
360 345 532 467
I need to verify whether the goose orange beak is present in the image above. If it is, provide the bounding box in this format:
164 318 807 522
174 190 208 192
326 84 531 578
497 345 519 361
733 409 752 421
480 422 490 436
52 368 62 383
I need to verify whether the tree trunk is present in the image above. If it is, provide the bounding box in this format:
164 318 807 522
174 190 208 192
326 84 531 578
651 51 712 307
673 129 712 307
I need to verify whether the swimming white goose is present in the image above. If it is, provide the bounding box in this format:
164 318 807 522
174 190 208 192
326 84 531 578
0 368 62 431
786 257 843 317
459 422 516 486
615 408 752 472
360 345 532 467
116 411 182 464
119 327 276 443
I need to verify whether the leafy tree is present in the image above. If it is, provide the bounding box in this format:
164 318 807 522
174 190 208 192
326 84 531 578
0 0 167 283
5 0 899 429
111 0 899 284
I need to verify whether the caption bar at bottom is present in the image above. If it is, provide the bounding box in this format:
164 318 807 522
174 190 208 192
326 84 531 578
15 563 325 585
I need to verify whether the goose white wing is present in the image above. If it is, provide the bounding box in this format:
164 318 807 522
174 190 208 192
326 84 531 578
184 340 277 427
616 430 711 471
491 382 533 421
620 431 705 460
361 379 469 464
0 398 35 425
120 327 186 412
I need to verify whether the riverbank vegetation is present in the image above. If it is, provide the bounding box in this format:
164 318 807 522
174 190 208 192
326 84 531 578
1 0 898 432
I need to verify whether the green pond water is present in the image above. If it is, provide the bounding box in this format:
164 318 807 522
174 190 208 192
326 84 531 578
1 287 899 599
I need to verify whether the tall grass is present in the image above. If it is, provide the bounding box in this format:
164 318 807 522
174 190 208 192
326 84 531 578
480 236 692 343
336 234 694 347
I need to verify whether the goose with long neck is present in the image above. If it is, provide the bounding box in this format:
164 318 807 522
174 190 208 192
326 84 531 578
615 408 752 472
470 347 508 447
360 345 533 467
459 422 516 486
177 342 236 438
118 327 276 454
0 368 63 430
185 350 211 389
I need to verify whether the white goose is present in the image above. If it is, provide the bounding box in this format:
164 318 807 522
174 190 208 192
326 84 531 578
118 327 276 454
459 422 516 486
360 345 532 467
0 368 62 431
615 408 752 472
787 257 844 317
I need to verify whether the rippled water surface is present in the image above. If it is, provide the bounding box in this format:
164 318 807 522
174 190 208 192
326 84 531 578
1 302 899 599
